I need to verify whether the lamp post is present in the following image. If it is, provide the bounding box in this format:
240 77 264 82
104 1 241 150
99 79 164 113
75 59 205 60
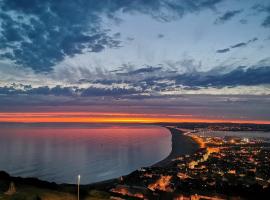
77 175 80 200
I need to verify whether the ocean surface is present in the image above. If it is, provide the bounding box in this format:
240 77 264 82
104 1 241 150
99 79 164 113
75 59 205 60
0 124 171 184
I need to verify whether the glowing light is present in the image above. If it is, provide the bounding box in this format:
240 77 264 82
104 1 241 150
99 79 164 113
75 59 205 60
190 135 206 148
0 112 269 124
77 175 80 200
148 176 172 192
110 185 145 199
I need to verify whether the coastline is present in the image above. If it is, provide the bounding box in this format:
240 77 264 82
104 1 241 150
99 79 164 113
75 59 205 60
88 126 200 185
87 126 200 187
0 127 200 186
1 124 270 199
153 127 200 167
0 126 201 199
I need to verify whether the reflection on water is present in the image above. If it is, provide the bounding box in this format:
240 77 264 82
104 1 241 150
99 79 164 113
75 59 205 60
0 124 171 184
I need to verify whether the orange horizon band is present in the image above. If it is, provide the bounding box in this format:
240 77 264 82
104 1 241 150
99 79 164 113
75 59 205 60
0 112 269 124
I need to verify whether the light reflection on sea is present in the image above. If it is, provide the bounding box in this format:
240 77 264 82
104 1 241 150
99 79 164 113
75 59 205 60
0 124 171 184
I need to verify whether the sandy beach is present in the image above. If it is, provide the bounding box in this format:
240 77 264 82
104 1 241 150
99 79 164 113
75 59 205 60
153 127 200 167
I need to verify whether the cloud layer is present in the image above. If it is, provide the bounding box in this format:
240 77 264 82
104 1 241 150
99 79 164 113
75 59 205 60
0 0 223 71
216 37 258 53
214 9 242 24
1 65 270 97
0 0 270 99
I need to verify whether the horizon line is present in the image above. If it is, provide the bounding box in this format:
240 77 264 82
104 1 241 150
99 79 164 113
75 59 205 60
0 112 269 125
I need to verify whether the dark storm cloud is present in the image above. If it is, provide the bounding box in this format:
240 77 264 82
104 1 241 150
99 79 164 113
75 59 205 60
230 42 247 48
0 84 139 97
214 9 243 24
231 38 258 49
172 66 270 87
0 0 121 72
116 65 270 90
216 37 258 53
1 65 269 98
105 65 270 88
80 87 139 97
113 66 163 76
0 0 224 72
0 86 19 95
252 3 270 28
262 16 270 27
128 66 163 75
29 86 75 96
216 48 230 53
0 85 75 96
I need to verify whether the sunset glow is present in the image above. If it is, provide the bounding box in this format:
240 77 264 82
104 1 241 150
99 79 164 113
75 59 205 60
0 112 269 124
1 0 270 199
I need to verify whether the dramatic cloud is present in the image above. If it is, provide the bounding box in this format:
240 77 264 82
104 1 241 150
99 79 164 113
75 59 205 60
230 42 247 48
216 37 258 53
0 1 121 71
262 16 270 27
231 38 258 48
0 0 224 72
181 66 270 86
216 48 230 53
1 65 270 98
117 66 163 76
0 84 140 97
0 0 269 100
214 9 242 24
252 3 270 28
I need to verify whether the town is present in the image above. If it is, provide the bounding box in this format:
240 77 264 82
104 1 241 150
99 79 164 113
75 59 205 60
109 126 270 200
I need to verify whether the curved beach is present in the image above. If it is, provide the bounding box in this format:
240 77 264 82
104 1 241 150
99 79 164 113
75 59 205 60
0 126 200 187
0 126 201 200
153 127 200 167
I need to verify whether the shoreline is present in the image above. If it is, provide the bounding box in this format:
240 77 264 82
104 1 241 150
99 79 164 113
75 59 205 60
0 126 200 187
152 127 200 167
1 124 270 199
86 126 200 186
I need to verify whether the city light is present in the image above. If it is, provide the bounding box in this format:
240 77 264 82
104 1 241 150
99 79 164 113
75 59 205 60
77 175 80 200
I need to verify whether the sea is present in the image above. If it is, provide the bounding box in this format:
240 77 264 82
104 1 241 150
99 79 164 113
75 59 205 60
0 124 171 184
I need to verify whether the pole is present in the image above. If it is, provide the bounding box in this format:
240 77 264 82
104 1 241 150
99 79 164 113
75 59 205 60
77 175 80 200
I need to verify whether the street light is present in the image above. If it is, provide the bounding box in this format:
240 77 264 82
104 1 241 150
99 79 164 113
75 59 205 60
77 175 80 200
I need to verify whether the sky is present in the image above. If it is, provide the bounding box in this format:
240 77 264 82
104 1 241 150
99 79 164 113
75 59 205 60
0 0 270 123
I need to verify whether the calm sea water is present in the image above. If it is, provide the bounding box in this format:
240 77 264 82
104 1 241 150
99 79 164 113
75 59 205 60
0 124 171 184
